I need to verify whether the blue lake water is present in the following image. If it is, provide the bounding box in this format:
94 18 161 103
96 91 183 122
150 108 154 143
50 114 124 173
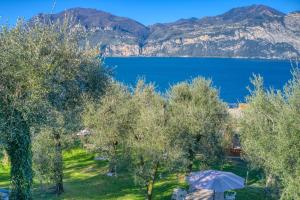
105 57 293 103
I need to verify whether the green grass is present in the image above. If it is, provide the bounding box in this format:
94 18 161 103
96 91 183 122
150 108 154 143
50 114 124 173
0 164 9 189
217 160 266 200
0 149 267 199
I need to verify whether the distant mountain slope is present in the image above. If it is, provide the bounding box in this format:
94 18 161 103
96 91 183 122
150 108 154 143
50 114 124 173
32 8 149 56
31 5 300 59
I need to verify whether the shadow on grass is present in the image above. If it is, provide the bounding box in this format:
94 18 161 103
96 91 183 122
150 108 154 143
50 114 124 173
2 149 268 200
32 148 143 200
153 180 179 200
33 172 143 200
0 167 10 188
211 159 263 185
236 185 268 200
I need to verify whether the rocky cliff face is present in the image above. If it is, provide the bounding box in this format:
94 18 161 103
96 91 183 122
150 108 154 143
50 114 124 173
32 5 300 59
31 8 149 56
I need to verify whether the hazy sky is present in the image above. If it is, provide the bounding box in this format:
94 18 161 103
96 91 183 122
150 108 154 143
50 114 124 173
1 0 300 25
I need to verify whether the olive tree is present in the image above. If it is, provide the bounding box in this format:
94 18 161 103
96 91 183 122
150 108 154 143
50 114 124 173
0 18 109 198
167 77 228 172
32 121 76 192
240 72 300 199
83 80 185 200
35 18 109 194
32 129 56 190
129 80 185 200
83 82 134 174
0 21 52 199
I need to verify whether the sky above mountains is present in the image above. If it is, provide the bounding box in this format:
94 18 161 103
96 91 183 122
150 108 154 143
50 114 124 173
0 0 299 25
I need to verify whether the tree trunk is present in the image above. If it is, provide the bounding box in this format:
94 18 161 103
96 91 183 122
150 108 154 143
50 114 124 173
146 162 159 200
187 148 195 173
53 131 64 195
108 143 118 176
7 110 33 200
146 182 154 200
265 173 279 199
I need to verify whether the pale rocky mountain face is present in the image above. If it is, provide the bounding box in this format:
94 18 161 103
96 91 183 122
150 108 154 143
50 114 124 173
31 8 149 56
32 5 300 59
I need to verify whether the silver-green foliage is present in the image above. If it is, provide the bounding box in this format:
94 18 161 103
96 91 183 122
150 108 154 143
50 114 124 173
167 77 228 171
129 80 185 200
0 20 55 200
32 129 56 186
83 80 186 200
240 72 300 199
0 17 109 198
83 82 133 173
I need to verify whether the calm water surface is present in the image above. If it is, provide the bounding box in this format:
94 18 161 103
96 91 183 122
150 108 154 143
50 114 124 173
105 57 292 103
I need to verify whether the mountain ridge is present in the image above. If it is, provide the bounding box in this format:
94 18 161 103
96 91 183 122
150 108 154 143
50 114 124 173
31 4 300 59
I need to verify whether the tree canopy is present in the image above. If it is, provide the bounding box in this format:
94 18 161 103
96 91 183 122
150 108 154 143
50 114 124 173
83 82 133 174
0 19 109 198
240 71 300 199
83 78 228 200
167 77 228 171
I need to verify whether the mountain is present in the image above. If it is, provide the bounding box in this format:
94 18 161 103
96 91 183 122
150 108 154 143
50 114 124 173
31 5 300 59
144 5 300 58
31 8 149 55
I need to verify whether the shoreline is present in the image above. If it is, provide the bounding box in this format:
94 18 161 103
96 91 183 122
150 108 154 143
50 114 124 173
104 56 294 61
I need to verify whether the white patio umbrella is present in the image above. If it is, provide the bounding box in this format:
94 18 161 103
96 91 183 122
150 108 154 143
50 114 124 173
187 170 245 199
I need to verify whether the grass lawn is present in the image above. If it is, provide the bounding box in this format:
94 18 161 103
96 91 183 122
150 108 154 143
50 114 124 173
0 149 268 200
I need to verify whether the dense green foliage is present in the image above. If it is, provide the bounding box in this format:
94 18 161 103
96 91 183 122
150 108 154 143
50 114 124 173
0 20 55 199
83 81 183 200
167 78 228 172
83 78 228 200
129 81 185 200
83 83 133 174
0 18 109 199
32 128 57 188
240 72 300 199
1 13 298 200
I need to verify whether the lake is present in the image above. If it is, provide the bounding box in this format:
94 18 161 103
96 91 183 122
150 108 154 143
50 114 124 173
105 57 293 103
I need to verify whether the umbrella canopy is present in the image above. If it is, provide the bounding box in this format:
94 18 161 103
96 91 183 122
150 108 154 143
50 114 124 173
187 170 245 192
